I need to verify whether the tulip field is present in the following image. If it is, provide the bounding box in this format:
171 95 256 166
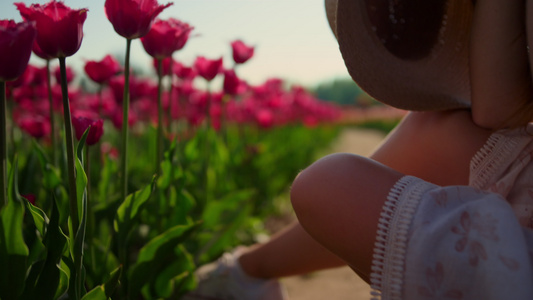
0 1 356 299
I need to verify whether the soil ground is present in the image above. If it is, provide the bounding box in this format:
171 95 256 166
273 127 388 300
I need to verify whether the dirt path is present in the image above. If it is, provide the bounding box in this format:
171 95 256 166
279 127 387 300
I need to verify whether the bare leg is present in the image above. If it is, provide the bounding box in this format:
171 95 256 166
240 221 346 279
238 110 492 281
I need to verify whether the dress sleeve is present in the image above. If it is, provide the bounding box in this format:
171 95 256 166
370 176 533 300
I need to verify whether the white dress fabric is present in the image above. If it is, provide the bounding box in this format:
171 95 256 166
370 124 533 300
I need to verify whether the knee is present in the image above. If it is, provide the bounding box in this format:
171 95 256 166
290 153 364 221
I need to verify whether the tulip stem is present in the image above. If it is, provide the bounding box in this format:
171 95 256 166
84 146 91 211
85 145 94 241
166 59 173 135
59 57 79 233
156 58 163 175
1 81 7 208
60 57 84 300
97 84 103 117
121 38 132 202
46 60 57 167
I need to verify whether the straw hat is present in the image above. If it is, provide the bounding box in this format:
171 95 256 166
326 0 475 111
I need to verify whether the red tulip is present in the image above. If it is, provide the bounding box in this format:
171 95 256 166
100 142 119 161
111 107 138 129
15 1 88 58
141 18 193 59
231 40 254 64
152 57 173 76
223 69 243 96
175 79 195 98
16 114 51 139
84 54 122 84
71 116 104 146
105 0 173 39
194 56 223 82
255 108 274 128
22 194 36 205
54 65 75 84
174 61 196 80
7 64 45 89
32 40 53 60
107 74 156 105
0 20 36 82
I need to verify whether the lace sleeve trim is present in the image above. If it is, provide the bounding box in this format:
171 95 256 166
469 132 520 190
370 176 436 300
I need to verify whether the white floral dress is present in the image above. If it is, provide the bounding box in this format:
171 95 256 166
370 124 533 300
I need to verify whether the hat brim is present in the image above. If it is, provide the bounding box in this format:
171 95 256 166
332 0 474 111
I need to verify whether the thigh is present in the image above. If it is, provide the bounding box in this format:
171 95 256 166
371 110 492 186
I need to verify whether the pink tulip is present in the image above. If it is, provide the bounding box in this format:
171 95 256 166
22 194 36 205
84 55 122 84
0 20 36 82
16 1 88 58
223 69 245 96
141 18 193 59
194 56 223 82
153 57 174 76
105 0 173 39
71 115 104 146
174 61 196 80
231 39 254 64
31 40 53 60
54 65 75 84
8 64 46 89
16 114 51 139
255 108 274 128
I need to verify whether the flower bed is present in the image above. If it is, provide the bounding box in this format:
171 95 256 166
0 1 342 299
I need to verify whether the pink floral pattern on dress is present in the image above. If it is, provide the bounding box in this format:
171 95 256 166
451 211 499 266
498 254 521 271
431 189 448 207
417 262 463 299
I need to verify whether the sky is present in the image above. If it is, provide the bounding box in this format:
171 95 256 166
1 0 351 88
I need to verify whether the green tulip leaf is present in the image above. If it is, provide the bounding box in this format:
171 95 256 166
0 158 29 300
81 265 121 300
128 223 200 298
75 156 88 231
201 189 255 227
114 177 156 233
32 140 62 190
104 265 122 298
76 126 90 161
81 285 106 300
96 154 118 205
153 270 190 299
24 199 48 237
23 197 68 300
54 262 70 300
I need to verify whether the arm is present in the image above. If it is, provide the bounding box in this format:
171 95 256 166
469 0 533 129
370 110 491 186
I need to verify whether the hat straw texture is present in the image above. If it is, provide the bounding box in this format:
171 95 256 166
330 0 475 111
